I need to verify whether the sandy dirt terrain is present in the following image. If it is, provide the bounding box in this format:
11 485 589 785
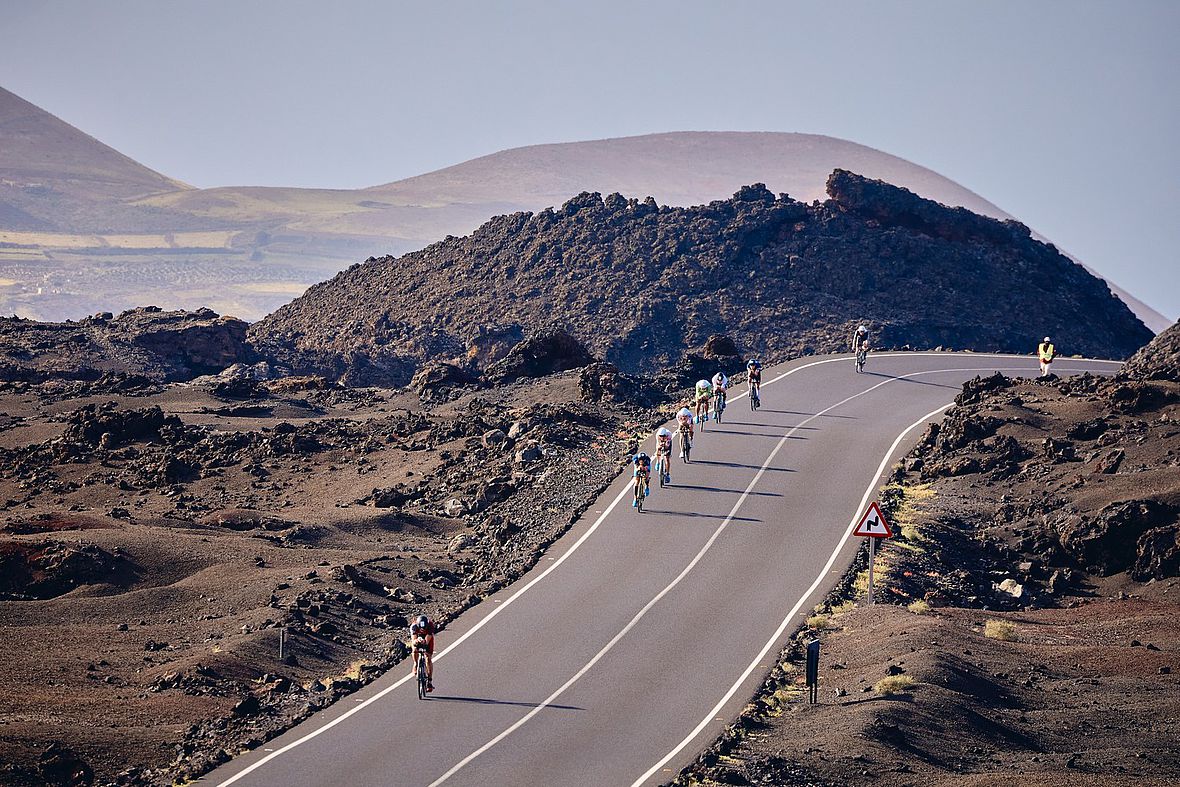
0 369 659 785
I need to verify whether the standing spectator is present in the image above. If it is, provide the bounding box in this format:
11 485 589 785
1038 336 1056 376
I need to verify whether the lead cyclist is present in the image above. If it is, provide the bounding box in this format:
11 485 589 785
746 359 762 401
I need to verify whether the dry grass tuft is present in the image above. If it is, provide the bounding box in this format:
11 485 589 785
873 675 917 695
806 614 834 631
984 620 1018 641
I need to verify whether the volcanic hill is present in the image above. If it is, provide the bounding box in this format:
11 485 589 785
1 84 1168 330
250 171 1154 387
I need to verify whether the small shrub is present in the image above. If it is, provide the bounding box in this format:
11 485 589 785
806 614 833 630
344 660 370 680
829 600 856 615
907 599 931 614
873 675 917 695
984 620 1018 641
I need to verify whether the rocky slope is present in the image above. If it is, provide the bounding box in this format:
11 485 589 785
250 171 1153 386
675 322 1180 786
0 307 253 383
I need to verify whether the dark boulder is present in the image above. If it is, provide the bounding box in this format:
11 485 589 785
485 329 594 384
211 377 267 400
64 404 183 448
409 361 476 400
1133 526 1180 581
1104 381 1178 414
37 743 93 787
956 373 1012 406
1058 500 1179 575
579 362 664 407
0 541 137 600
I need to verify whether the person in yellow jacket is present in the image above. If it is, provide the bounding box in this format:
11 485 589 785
1038 336 1056 376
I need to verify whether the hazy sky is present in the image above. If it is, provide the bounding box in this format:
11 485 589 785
2 0 1178 318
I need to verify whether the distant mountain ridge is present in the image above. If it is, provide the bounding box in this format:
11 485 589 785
0 85 1169 332
0 86 189 231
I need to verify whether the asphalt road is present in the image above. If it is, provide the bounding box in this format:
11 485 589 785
203 352 1120 787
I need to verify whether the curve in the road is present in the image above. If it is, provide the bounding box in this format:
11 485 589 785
206 352 1121 787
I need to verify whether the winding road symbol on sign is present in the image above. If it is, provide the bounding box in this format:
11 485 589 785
852 500 892 538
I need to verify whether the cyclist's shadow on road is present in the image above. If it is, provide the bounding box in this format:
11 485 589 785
860 372 960 390
757 409 857 419
692 459 797 473
642 509 761 523
428 696 583 711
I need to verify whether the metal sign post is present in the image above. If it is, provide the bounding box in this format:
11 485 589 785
867 537 876 605
851 501 893 606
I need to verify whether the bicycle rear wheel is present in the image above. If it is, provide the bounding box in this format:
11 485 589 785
417 656 427 700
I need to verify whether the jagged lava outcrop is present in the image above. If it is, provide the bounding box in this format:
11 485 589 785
0 307 253 382
249 170 1153 386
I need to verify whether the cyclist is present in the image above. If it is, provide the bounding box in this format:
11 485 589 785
746 359 763 402
409 614 436 693
694 379 713 424
676 406 694 458
711 371 729 418
852 324 870 372
654 427 674 485
631 451 652 506
1038 336 1056 377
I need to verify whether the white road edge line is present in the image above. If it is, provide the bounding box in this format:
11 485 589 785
213 355 1112 786
213 354 839 786
628 401 955 786
427 363 1040 785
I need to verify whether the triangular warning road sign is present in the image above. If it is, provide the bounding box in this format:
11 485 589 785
852 501 893 538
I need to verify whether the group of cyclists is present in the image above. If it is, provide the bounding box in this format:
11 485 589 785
628 358 765 509
411 327 873 690
408 322 1080 692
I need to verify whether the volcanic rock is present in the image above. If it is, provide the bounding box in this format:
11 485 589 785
0 307 253 383
1057 500 1178 576
485 329 594 384
1121 319 1180 381
579 362 664 407
409 361 477 401
249 171 1152 386
64 404 183 448
0 541 135 600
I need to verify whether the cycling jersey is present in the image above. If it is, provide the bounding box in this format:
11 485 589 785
711 373 729 391
655 435 673 456
410 620 436 655
695 380 713 401
410 620 436 637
